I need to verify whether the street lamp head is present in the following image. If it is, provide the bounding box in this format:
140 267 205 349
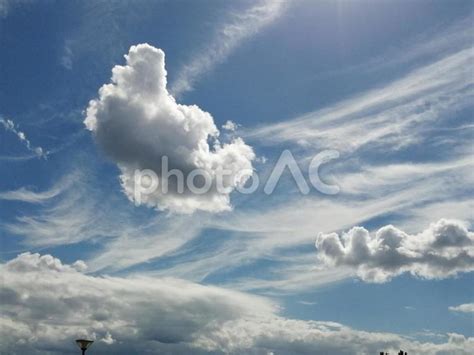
75 339 94 351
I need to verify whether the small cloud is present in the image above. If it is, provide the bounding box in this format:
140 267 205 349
0 118 47 159
449 303 474 314
222 120 238 132
101 332 115 345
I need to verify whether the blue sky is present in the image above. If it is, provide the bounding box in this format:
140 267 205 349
1 1 473 354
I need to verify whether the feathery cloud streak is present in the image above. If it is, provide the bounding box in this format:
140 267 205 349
246 47 473 153
170 0 286 96
0 118 46 158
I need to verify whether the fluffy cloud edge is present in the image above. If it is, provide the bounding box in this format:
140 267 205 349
315 219 474 283
449 303 474 314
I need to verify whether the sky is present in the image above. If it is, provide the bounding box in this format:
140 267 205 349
0 0 473 354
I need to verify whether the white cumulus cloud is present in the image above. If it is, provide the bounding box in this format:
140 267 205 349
222 120 238 132
315 219 474 283
1 252 473 354
85 44 255 214
449 303 474 314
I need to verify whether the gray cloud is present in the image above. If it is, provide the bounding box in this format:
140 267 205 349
316 219 474 282
1 253 473 354
0 252 273 354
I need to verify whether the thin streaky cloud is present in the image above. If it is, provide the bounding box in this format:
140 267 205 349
246 47 473 153
87 216 204 273
170 0 286 96
0 153 41 162
1 171 121 247
0 172 78 203
336 155 474 196
0 118 47 158
0 0 32 18
0 186 62 204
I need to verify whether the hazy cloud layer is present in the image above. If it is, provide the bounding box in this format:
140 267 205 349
1 253 473 354
0 0 33 18
85 44 254 213
316 219 474 282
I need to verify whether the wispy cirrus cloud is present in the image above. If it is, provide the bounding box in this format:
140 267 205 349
245 47 473 154
1 171 124 247
242 18 474 165
0 173 75 203
0 186 60 203
86 215 205 273
170 0 286 96
1 167 205 264
0 118 47 159
0 0 32 18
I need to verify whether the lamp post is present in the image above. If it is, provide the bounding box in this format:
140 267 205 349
75 339 94 355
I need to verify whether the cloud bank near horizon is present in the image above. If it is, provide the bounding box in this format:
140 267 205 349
1 252 473 355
